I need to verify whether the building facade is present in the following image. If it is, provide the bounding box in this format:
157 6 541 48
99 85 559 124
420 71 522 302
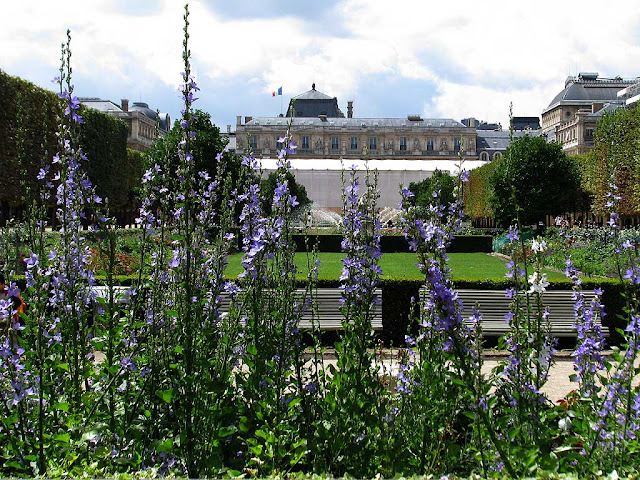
541 72 635 155
79 98 170 151
236 85 477 161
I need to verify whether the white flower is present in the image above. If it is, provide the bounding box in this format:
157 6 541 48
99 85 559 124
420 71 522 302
531 238 547 253
558 417 572 432
528 272 549 294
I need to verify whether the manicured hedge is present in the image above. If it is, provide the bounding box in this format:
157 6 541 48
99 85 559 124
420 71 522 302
449 235 492 253
0 70 138 214
292 234 343 252
293 234 493 254
0 70 60 206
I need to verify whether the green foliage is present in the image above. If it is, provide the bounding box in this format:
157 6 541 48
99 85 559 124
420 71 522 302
463 160 501 220
144 109 242 218
78 107 131 208
408 169 455 218
0 70 136 212
590 106 640 215
489 135 582 227
146 109 238 186
261 170 312 219
0 70 60 205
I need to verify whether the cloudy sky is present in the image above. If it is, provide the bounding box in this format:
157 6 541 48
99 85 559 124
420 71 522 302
3 0 640 131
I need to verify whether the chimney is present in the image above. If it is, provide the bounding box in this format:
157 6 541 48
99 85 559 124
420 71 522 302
347 101 353 119
227 125 231 133
244 116 253 124
236 115 242 126
121 99 129 112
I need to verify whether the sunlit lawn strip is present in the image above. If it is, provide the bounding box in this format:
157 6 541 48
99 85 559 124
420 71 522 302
224 252 568 281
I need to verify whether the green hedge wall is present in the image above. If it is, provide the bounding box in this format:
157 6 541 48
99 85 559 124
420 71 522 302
79 108 129 208
464 159 501 220
0 70 60 206
0 70 136 212
292 234 493 253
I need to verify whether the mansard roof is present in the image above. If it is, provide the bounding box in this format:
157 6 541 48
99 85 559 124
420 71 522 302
543 73 633 114
245 116 466 128
476 129 543 151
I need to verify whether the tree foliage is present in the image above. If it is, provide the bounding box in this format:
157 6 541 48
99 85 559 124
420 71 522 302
145 109 242 210
0 70 60 206
463 160 501 220
589 106 640 215
408 169 455 218
260 170 312 219
78 107 134 208
489 135 581 227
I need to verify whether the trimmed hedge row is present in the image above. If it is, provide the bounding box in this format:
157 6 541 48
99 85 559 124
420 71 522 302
0 71 141 212
292 234 492 253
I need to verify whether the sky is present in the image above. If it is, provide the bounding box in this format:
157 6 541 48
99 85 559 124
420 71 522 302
3 0 640 132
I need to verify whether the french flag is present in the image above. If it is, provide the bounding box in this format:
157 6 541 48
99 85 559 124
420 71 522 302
272 86 282 97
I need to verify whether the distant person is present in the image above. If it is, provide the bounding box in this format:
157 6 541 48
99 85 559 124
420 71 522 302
555 215 563 227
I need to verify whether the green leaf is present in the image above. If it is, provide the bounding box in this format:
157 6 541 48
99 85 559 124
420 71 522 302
157 438 173 453
156 388 174 403
54 402 70 412
166 309 179 318
287 398 302 411
54 433 71 443
218 426 237 438
56 362 70 372
239 416 250 433
249 444 263 456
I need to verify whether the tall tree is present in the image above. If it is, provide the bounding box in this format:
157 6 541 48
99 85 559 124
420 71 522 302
260 170 312 220
408 169 455 219
489 135 581 227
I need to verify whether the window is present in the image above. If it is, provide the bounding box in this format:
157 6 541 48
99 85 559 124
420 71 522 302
480 151 489 162
454 137 461 152
400 137 407 151
302 136 309 149
427 138 434 151
493 152 503 160
369 137 377 150
332 136 339 150
351 136 358 150
250 135 257 150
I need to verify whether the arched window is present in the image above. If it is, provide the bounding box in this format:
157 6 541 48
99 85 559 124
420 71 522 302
480 151 489 162
493 152 503 160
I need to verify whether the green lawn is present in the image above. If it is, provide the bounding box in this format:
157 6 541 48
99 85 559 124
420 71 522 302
225 252 568 282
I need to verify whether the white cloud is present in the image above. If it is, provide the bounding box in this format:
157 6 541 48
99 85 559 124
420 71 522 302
2 0 640 128
429 81 561 126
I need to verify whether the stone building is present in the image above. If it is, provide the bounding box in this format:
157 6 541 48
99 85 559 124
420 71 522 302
234 84 484 209
541 72 635 155
236 84 476 161
79 98 170 151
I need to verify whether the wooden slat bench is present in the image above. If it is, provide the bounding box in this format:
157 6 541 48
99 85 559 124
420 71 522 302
90 286 383 331
421 288 607 337
219 288 383 331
